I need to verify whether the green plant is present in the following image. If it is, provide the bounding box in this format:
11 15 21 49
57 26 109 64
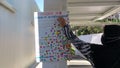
72 26 103 36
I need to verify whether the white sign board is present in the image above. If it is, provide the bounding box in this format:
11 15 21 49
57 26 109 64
34 11 72 62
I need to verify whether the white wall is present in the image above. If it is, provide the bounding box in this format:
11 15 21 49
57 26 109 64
0 0 39 68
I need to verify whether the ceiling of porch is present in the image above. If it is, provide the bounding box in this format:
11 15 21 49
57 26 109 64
67 0 120 25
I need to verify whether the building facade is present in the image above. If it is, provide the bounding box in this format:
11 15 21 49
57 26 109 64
0 0 39 68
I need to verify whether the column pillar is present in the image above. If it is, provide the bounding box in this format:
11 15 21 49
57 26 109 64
44 0 67 11
38 0 67 68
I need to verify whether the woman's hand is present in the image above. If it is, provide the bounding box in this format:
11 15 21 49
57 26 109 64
57 17 66 27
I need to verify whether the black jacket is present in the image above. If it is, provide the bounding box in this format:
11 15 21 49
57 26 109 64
90 44 120 68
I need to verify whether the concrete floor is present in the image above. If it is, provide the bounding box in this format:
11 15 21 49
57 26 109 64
36 55 93 68
67 60 92 68
36 60 92 68
68 66 92 68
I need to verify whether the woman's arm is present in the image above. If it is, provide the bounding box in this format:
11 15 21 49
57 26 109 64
63 24 91 56
57 17 91 56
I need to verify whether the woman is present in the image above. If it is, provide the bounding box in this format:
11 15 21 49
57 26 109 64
91 25 120 68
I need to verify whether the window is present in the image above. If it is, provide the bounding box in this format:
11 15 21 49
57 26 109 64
0 0 15 12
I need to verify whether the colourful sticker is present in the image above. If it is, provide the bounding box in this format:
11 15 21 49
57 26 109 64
38 11 73 62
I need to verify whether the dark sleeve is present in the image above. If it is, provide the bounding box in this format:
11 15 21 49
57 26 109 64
62 24 91 56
